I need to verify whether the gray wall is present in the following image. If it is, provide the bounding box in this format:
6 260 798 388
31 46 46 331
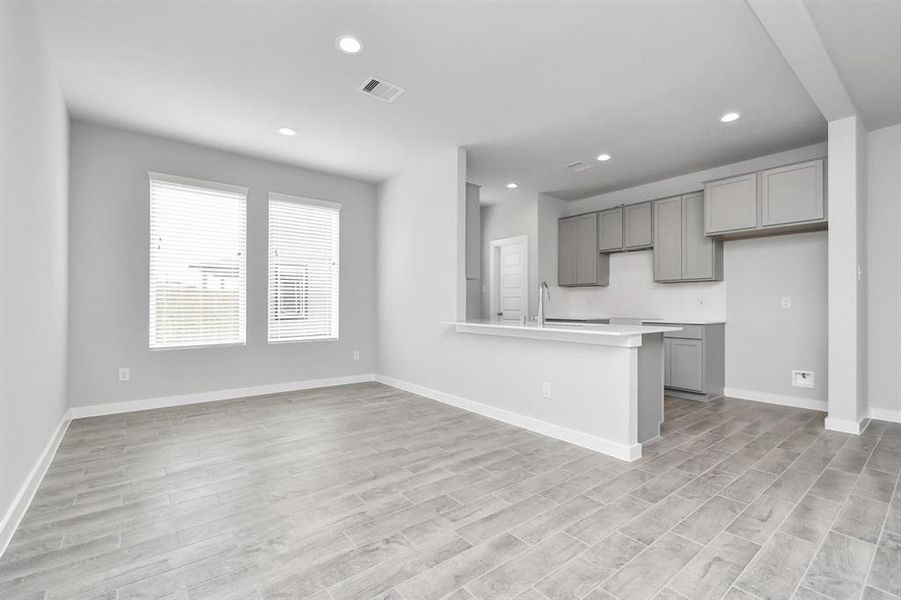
67 121 377 408
0 0 70 528
867 123 901 417
724 232 828 404
479 191 539 318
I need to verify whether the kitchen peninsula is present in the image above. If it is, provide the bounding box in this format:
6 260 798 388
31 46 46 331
446 320 681 460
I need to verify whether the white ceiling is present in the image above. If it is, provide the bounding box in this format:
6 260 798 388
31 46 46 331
35 1 837 200
804 0 901 131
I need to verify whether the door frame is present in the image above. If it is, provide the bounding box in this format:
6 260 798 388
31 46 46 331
488 235 530 321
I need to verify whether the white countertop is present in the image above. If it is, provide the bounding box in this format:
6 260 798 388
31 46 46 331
546 316 726 325
446 320 682 347
641 319 727 325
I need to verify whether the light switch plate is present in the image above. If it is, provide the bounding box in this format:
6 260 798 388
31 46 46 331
118 367 130 382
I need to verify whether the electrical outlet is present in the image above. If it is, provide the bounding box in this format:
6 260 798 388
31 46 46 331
781 297 792 309
118 367 130 382
542 382 551 399
353 350 360 361
792 370 814 389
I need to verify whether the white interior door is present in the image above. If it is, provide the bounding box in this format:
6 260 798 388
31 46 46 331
490 236 529 322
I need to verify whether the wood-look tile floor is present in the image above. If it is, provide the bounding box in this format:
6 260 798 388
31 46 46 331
2 383 900 600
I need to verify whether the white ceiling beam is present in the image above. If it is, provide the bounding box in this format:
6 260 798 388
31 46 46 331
747 0 858 122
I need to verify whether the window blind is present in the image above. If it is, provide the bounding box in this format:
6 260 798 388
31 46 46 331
268 193 340 342
149 173 247 349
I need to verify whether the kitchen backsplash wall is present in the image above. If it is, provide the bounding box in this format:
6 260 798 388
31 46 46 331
547 250 728 321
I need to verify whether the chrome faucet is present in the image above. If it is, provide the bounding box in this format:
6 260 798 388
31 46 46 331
537 281 550 327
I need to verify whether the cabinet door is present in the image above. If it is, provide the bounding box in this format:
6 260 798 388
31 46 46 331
464 183 481 279
669 339 704 392
574 213 599 285
682 192 721 280
705 173 757 234
624 202 653 249
760 159 825 227
597 207 623 252
558 217 578 286
653 196 682 281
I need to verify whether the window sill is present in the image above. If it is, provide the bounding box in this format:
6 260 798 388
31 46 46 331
267 336 339 345
150 342 246 351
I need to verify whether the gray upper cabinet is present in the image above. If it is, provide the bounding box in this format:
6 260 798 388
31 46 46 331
760 159 825 227
597 207 623 252
558 212 609 287
558 217 578 286
653 196 682 282
682 192 722 280
704 173 758 235
705 158 826 238
464 183 480 279
624 202 653 249
654 192 722 283
574 214 598 284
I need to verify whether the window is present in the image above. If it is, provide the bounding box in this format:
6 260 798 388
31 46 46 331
268 193 340 342
149 173 247 349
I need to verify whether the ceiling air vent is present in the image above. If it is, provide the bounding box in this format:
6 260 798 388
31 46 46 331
565 160 592 172
359 77 405 103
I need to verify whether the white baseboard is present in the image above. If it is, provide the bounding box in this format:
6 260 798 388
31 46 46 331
825 416 870 435
0 411 71 557
723 387 828 412
375 375 642 462
69 374 376 419
868 407 901 424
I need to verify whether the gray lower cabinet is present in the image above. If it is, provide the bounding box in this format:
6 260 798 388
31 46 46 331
598 207 623 252
653 192 723 282
624 202 653 249
705 158 826 236
667 338 704 392
558 212 610 286
659 323 725 401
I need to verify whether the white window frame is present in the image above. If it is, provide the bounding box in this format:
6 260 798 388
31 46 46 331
268 192 341 343
148 172 248 350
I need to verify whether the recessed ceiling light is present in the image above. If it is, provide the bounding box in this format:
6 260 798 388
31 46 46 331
506 182 518 189
720 112 740 123
336 36 363 54
277 127 298 136
596 153 611 161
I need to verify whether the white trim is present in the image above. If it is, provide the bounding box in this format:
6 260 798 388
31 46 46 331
0 412 71 557
869 407 901 424
723 387 827 412
375 375 642 462
147 171 248 195
269 191 341 211
489 235 530 322
825 416 870 435
69 374 375 419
